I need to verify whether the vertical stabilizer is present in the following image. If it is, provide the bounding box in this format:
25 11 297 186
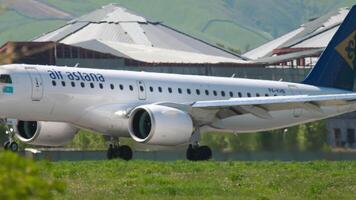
303 6 356 91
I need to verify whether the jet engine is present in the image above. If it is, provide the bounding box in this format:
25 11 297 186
14 121 79 146
128 105 194 146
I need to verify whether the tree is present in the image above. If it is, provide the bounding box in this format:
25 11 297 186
201 121 329 152
65 130 107 150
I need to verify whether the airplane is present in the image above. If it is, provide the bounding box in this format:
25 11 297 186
0 5 355 161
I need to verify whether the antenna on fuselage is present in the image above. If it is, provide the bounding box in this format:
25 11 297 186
231 73 236 78
74 63 80 68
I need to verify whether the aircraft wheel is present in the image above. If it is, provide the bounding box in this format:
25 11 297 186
9 142 19 152
199 146 212 160
113 145 120 158
186 144 198 161
119 145 133 161
3 141 10 150
107 144 115 160
186 145 212 161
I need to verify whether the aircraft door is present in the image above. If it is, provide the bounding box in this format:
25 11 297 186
288 85 302 118
137 80 146 100
25 67 43 101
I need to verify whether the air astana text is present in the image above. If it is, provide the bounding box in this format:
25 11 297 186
48 70 105 82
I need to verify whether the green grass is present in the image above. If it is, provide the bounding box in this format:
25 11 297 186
0 9 65 45
49 160 356 200
0 19 65 43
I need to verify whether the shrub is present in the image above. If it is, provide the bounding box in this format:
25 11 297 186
0 152 65 200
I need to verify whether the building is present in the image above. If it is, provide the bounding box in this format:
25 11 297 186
326 112 356 149
0 4 310 82
244 7 349 68
244 7 354 149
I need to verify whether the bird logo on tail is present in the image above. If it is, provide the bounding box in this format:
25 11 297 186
336 31 356 70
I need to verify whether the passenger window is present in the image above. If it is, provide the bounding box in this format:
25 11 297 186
119 84 124 90
168 87 172 93
99 83 104 89
110 84 115 90
229 91 233 97
178 88 182 94
61 81 66 87
81 82 85 88
71 82 75 87
90 83 94 88
221 91 225 97
158 87 162 93
0 74 12 84
238 92 242 97
187 89 191 95
256 93 260 97
247 93 251 97
150 86 153 92
129 85 133 91
205 90 209 96
213 90 217 96
140 86 144 92
265 94 269 97
196 89 200 95
52 80 56 86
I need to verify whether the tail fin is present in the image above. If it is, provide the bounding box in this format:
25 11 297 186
303 5 356 91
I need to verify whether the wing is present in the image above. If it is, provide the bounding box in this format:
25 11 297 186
162 93 356 124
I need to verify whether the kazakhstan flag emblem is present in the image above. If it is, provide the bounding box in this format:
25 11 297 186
2 86 13 94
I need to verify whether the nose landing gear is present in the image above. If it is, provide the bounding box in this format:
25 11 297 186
2 119 19 152
4 141 19 152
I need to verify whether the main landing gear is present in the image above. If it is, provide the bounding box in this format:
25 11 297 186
2 119 19 152
186 144 212 161
186 129 212 161
107 137 133 161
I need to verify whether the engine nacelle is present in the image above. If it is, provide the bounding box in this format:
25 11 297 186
128 105 194 146
14 121 79 147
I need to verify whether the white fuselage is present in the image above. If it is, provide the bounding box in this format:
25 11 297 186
0 64 353 137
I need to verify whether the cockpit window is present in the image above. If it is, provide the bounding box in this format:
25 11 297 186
0 74 12 84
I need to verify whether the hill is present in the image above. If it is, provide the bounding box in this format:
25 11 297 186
0 0 355 52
